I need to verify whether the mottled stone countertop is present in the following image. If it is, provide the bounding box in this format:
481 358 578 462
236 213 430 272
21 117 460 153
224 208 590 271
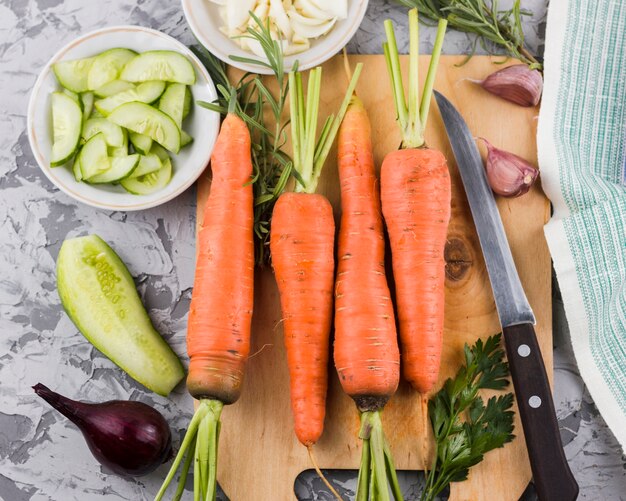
0 0 624 500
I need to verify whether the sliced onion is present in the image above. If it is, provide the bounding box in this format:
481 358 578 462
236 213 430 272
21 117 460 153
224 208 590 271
294 0 333 21
288 9 336 38
226 0 258 31
270 0 293 38
310 0 347 19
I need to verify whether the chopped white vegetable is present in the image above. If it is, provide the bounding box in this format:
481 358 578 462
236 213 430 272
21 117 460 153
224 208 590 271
209 0 348 56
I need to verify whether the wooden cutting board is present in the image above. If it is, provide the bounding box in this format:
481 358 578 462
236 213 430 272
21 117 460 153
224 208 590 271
196 55 551 501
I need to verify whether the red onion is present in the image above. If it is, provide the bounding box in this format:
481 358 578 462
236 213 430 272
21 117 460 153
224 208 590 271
33 383 172 476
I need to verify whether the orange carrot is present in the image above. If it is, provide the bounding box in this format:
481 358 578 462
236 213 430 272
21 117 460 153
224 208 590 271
270 65 361 457
271 192 335 446
187 112 254 404
156 112 254 500
381 10 450 395
334 93 403 501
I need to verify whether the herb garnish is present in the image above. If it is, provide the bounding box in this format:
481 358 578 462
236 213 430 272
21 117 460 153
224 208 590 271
396 0 542 69
422 333 515 501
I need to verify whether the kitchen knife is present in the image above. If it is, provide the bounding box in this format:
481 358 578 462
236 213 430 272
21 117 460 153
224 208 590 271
434 90 578 501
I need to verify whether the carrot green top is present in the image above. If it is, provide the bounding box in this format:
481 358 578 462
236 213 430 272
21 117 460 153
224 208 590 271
290 63 363 194
384 8 447 149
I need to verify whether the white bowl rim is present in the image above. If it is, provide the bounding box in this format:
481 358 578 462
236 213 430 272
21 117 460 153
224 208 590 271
27 24 220 211
181 0 369 75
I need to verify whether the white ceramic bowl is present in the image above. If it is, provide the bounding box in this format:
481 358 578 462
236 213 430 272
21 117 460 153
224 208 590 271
27 26 220 211
182 0 369 74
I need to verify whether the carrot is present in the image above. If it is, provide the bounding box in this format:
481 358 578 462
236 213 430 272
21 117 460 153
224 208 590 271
269 65 362 493
334 89 402 501
381 9 450 395
155 112 254 501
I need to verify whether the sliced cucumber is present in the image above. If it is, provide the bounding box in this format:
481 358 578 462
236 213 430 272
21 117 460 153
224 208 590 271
81 92 94 121
121 157 172 195
108 128 128 157
73 155 83 181
94 80 166 116
149 142 170 161
87 48 137 91
82 118 125 147
129 132 153 155
109 102 180 153
56 235 184 396
94 79 135 98
120 51 196 85
78 133 109 179
53 57 95 93
159 83 186 128
182 86 192 119
87 154 139 183
51 92 83 167
63 89 82 108
180 130 193 147
129 153 161 178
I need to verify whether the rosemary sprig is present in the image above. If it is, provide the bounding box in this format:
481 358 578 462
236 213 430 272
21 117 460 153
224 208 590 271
195 14 293 266
422 333 515 501
396 0 542 69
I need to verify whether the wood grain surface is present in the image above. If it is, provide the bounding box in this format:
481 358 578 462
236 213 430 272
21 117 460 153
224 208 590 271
196 55 551 501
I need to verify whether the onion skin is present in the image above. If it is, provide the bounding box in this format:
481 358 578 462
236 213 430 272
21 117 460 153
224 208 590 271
33 383 172 477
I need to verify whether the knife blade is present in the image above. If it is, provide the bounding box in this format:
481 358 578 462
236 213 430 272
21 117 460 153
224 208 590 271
434 90 578 501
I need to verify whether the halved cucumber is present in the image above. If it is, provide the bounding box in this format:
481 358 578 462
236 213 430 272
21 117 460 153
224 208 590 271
159 83 186 127
109 102 180 153
180 130 193 147
120 51 196 85
51 92 83 167
87 48 137 90
129 153 161 178
121 157 172 195
81 92 94 121
149 142 170 161
53 57 95 93
94 81 166 116
73 155 83 181
87 154 140 184
82 118 125 147
78 133 109 179
94 79 135 98
56 234 184 396
129 132 153 155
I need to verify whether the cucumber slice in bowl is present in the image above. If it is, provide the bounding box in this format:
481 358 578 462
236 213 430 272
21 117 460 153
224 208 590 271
121 157 172 195
87 154 140 184
121 51 196 85
80 92 94 120
82 118 125 147
50 92 83 167
129 132 153 155
109 102 180 153
53 57 95 93
94 79 135 98
94 81 166 116
87 48 136 90
159 83 186 127
57 234 184 396
78 133 109 179
129 153 161 178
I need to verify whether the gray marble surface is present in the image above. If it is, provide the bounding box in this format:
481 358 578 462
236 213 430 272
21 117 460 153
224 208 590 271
0 0 624 500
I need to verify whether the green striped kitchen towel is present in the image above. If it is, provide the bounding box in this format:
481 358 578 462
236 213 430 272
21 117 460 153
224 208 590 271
538 0 626 448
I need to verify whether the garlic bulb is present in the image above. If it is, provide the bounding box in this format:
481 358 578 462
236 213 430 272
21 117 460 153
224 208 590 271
478 64 543 107
479 138 539 198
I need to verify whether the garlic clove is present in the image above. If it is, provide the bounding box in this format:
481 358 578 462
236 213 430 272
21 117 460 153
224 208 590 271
479 138 539 198
479 64 543 107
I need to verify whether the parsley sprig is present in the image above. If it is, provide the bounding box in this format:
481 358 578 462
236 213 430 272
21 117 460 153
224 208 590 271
422 333 515 501
396 0 542 69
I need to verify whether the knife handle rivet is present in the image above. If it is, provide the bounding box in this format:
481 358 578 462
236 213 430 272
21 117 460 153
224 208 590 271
517 344 531 357
529 396 542 408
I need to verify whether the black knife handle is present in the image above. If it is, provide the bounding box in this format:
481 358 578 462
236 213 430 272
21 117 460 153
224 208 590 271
502 323 579 501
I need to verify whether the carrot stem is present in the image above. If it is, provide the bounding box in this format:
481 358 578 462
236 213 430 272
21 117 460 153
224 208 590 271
384 9 447 149
419 18 447 132
356 437 371 501
173 440 196 501
384 440 403 501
